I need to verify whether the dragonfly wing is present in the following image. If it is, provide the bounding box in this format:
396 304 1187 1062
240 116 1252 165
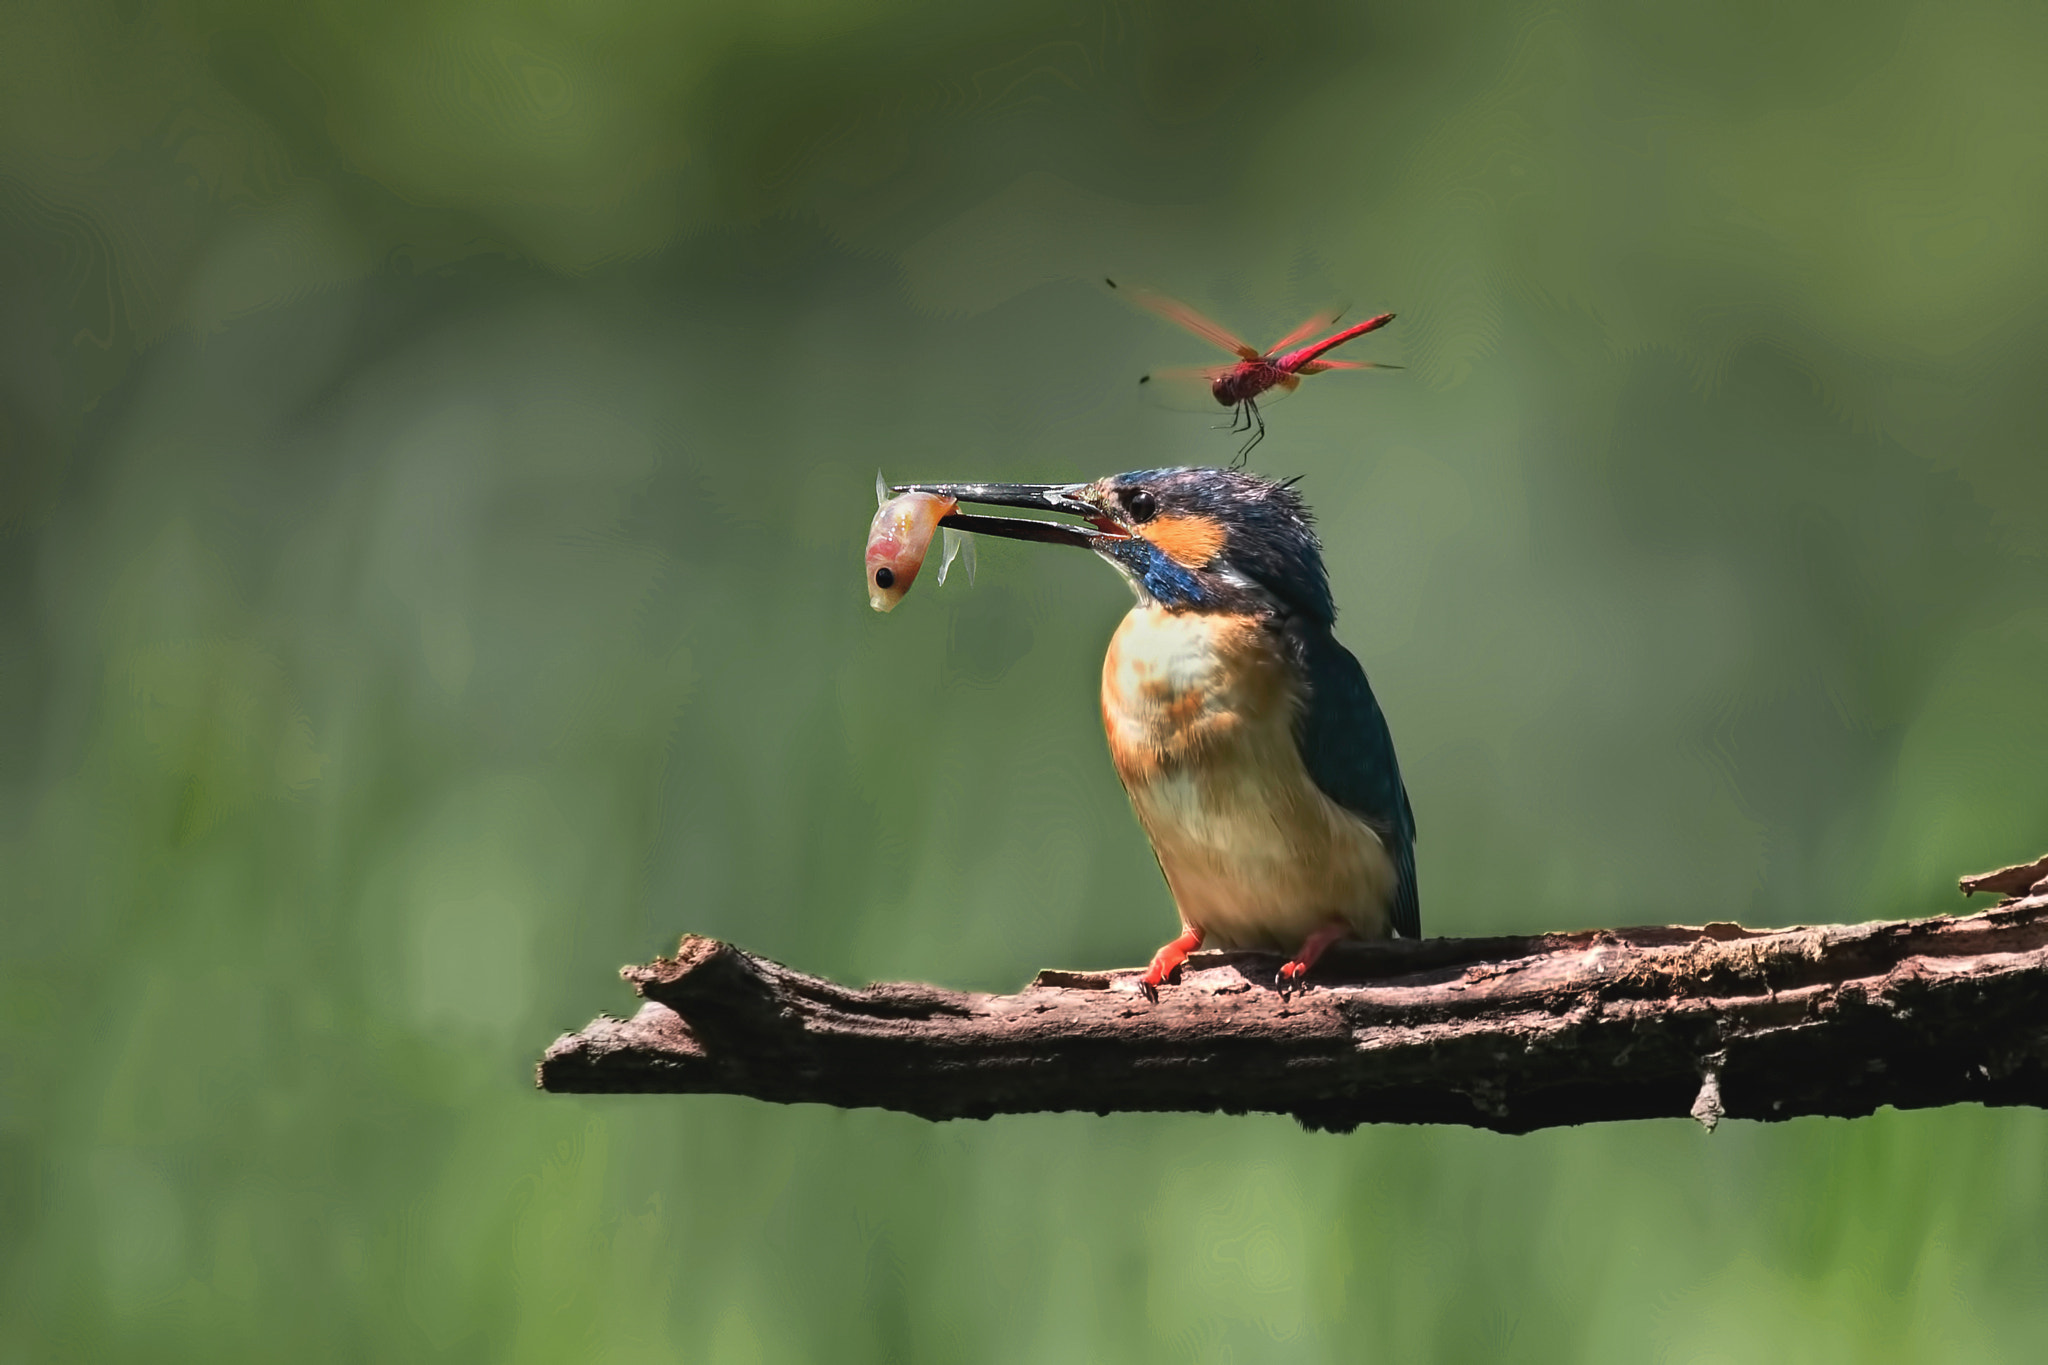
1138 364 1237 412
1265 305 1349 356
1294 358 1403 374
1107 280 1259 359
1141 365 1306 412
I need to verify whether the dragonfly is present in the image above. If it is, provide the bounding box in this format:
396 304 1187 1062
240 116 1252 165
1107 279 1398 462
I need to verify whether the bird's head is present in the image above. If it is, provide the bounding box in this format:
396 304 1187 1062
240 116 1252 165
894 467 1335 622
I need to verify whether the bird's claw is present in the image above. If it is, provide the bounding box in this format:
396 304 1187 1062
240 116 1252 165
1138 961 1183 1004
1274 962 1309 998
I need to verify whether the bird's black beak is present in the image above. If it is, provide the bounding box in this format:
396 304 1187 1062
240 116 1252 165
890 481 1121 548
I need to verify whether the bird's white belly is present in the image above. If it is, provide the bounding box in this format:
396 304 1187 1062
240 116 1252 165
1102 607 1395 951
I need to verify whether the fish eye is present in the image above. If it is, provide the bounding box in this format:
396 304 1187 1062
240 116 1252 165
1127 489 1158 522
874 567 895 589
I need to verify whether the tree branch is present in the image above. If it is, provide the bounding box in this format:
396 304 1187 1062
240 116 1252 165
538 885 2048 1133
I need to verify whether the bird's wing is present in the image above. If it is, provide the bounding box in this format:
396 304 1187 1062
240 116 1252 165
1287 620 1420 938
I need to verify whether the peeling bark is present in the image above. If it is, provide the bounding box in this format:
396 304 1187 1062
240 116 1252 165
539 886 2048 1133
1959 854 2048 901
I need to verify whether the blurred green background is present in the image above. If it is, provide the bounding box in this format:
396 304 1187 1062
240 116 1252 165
4 0 2047 1359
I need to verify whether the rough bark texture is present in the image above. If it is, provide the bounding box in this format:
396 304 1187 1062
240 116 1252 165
539 887 2048 1133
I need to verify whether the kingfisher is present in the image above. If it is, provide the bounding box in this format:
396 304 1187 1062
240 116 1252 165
892 468 1418 998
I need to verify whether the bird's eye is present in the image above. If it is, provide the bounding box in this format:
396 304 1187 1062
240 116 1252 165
1127 489 1158 522
874 567 895 588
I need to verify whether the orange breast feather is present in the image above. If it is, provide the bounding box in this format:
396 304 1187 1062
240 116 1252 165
1099 604 1397 948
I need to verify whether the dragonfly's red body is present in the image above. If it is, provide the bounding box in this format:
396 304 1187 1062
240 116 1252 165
1108 280 1397 458
1208 314 1397 405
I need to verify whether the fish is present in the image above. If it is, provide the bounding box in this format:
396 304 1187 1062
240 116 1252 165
866 471 975 612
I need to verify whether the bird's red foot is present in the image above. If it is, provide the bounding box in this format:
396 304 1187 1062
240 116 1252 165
1138 927 1204 1003
1273 922 1351 997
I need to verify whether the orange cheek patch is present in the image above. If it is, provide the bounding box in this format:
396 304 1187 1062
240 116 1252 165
1141 514 1226 569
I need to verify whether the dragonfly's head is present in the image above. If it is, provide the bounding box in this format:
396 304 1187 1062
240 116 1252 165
1209 366 1266 408
890 468 1333 620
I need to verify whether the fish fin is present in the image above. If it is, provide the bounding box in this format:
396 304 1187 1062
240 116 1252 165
938 526 960 585
938 527 976 586
876 469 888 507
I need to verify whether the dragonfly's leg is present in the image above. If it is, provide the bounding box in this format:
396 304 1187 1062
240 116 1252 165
1235 401 1265 465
